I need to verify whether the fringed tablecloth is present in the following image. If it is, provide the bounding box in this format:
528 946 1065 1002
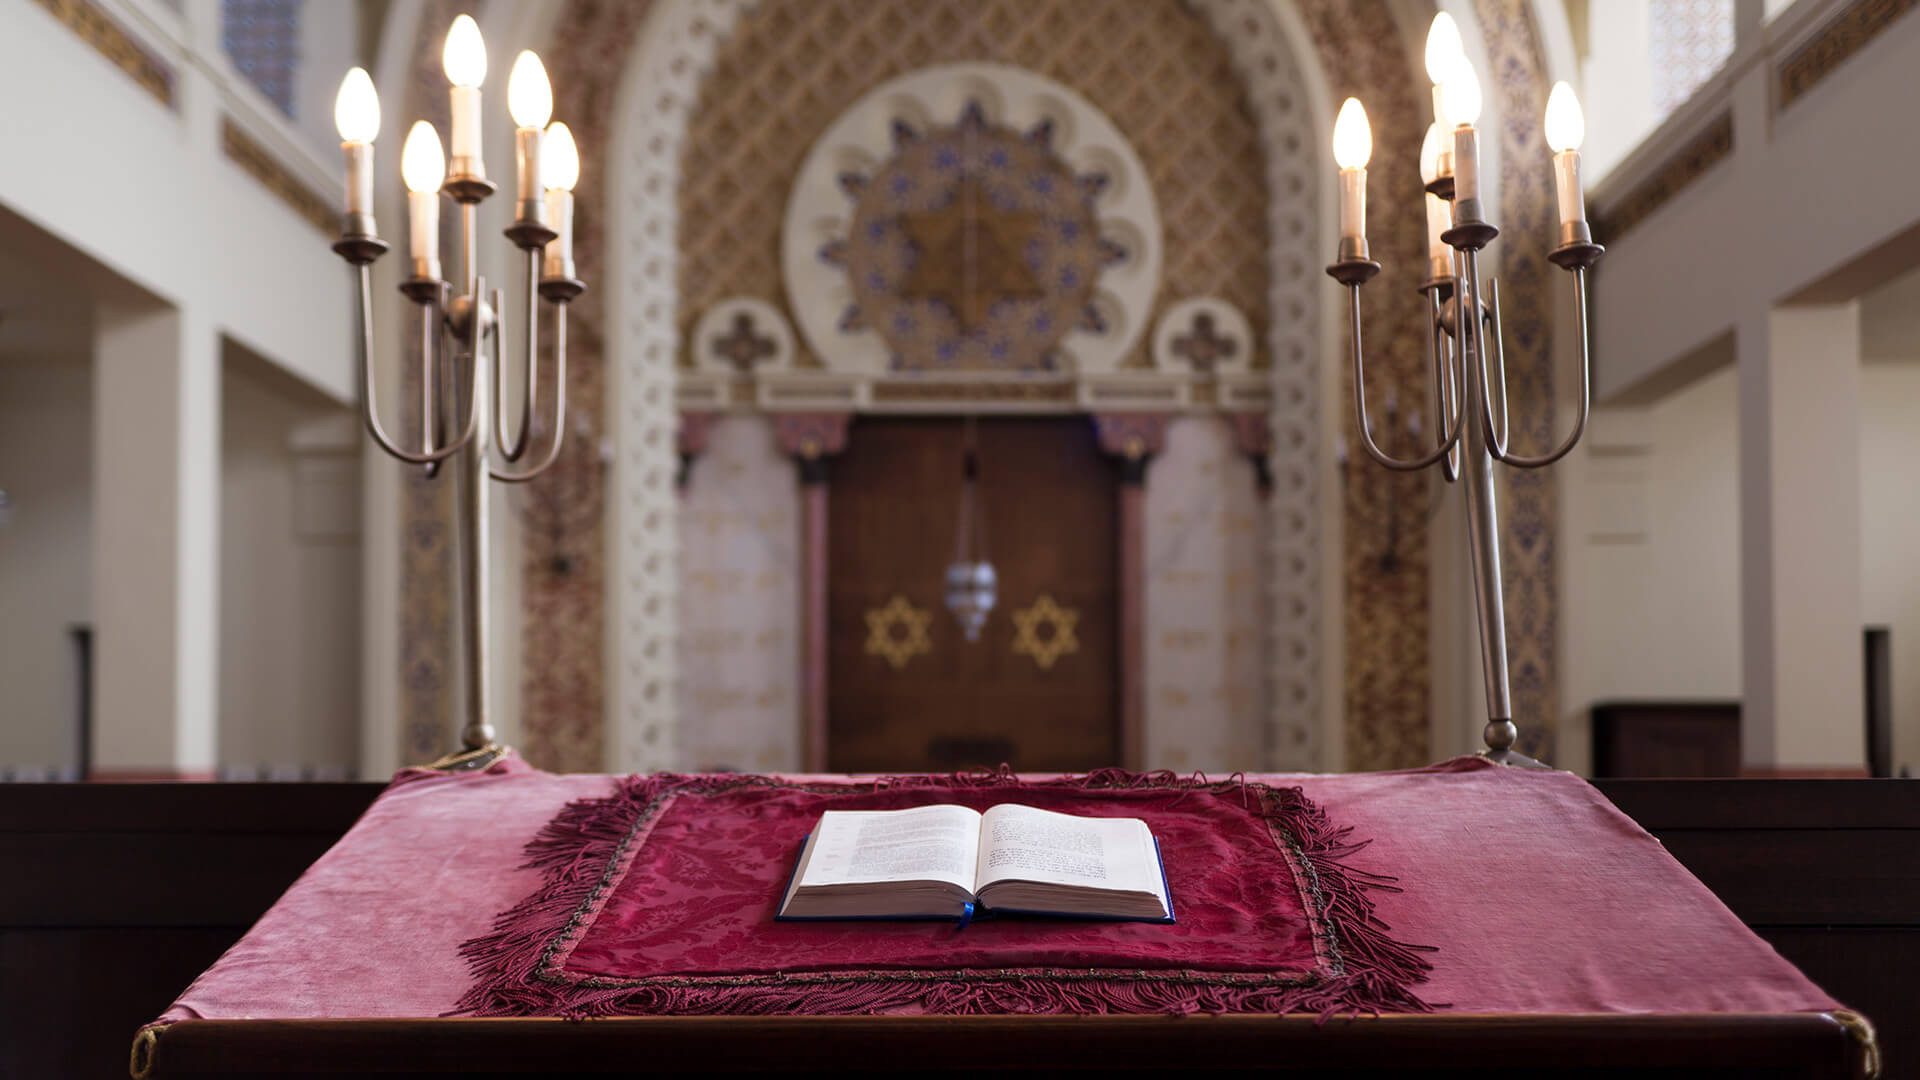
154 755 1843 1025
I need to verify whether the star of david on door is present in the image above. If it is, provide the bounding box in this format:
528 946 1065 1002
1011 593 1080 671
864 594 933 670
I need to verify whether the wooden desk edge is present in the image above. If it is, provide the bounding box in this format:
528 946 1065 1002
137 1011 1872 1076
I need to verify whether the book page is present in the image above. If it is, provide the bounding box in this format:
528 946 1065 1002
974 804 1160 896
795 804 981 893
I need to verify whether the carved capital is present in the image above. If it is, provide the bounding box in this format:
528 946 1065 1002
774 412 852 485
1093 412 1171 485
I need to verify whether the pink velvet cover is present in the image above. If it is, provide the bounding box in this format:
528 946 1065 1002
158 756 1842 1023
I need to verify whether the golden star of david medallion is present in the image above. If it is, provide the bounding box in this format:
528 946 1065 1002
1011 593 1080 671
863 594 933 671
898 177 1044 332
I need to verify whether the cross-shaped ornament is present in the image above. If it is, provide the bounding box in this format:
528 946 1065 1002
710 312 777 372
1171 312 1237 373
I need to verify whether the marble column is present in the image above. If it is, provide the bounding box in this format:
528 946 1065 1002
1094 413 1171 770
774 413 850 771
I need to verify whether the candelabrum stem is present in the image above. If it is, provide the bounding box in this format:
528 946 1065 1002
459 283 495 752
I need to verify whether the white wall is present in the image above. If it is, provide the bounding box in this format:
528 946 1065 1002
0 354 94 774
1560 364 1743 772
218 352 361 773
1859 364 1920 775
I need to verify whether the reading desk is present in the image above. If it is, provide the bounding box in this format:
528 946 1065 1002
135 756 1877 1077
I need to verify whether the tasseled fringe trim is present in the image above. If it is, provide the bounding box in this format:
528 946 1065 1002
451 768 1435 1020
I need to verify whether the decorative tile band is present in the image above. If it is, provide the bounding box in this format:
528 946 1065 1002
1778 0 1919 111
868 381 1079 403
32 0 174 106
1593 112 1733 244
221 117 336 237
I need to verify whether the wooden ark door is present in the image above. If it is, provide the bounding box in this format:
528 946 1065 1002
828 417 1118 772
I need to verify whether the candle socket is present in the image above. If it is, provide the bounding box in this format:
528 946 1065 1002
443 174 497 205
542 250 576 283
410 255 444 283
1428 252 1454 282
1559 220 1592 247
339 210 378 241
331 233 389 266
506 220 559 252
1338 235 1370 263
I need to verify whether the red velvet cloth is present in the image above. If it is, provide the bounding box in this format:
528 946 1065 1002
155 755 1844 1025
453 771 1430 1017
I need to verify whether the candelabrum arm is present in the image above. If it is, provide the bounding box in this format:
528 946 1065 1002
494 250 542 464
355 264 478 466
1429 288 1463 483
1470 254 1593 470
1347 283 1468 472
489 299 568 484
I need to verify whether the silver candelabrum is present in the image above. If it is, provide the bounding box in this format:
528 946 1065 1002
329 23 584 766
1326 95 1602 768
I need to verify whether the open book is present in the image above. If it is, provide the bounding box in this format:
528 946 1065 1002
776 803 1172 923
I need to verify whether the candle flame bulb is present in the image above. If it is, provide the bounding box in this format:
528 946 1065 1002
443 14 487 88
543 123 580 190
402 121 446 194
1332 98 1372 170
333 68 379 143
1545 81 1585 153
1420 121 1443 185
1425 12 1464 85
508 52 552 129
1442 63 1483 127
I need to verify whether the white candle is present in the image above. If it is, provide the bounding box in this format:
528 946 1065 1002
1442 64 1484 221
541 122 579 279
332 68 380 234
442 16 487 180
1452 125 1480 210
1552 151 1584 228
410 190 440 277
1544 83 1589 230
343 143 373 220
1426 192 1452 277
507 51 552 222
1331 98 1372 257
401 121 446 279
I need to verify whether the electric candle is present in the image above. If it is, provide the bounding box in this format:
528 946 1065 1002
1424 13 1464 125
1544 81 1588 239
1443 63 1483 223
1332 98 1372 260
542 122 580 280
443 15 487 181
402 121 447 280
1419 122 1451 278
507 51 552 225
333 68 380 237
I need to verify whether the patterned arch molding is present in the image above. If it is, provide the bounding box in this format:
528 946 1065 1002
608 0 1326 772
